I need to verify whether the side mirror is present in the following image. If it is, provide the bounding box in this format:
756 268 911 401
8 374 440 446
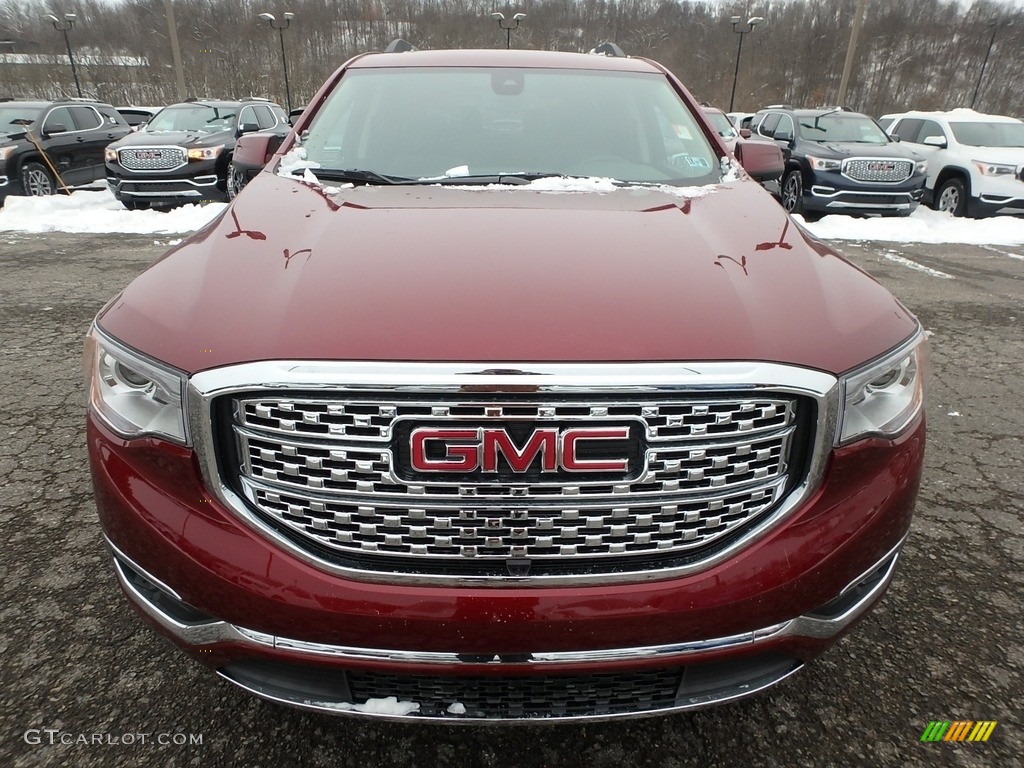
889 133 901 142
288 107 305 127
923 135 947 148
734 140 785 183
773 128 793 144
238 122 260 135
44 123 68 136
739 128 751 139
235 131 285 168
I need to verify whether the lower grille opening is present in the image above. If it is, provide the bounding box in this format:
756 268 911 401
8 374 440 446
219 653 802 720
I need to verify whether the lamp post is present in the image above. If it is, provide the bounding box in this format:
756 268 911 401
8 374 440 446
491 11 526 50
971 18 1010 109
258 12 294 113
43 12 81 98
728 15 764 113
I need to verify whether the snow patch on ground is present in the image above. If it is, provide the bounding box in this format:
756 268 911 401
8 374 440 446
883 252 955 279
799 207 1024 245
0 189 224 234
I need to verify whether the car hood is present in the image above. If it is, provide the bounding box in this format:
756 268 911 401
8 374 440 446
108 129 233 149
98 174 918 376
963 146 1024 163
810 141 921 160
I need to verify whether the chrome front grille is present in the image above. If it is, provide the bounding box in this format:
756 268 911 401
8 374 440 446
225 394 802 576
842 158 913 183
118 146 186 171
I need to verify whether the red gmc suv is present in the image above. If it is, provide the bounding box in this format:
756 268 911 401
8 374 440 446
86 47 926 722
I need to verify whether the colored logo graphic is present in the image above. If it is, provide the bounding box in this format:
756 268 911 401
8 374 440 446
921 721 997 742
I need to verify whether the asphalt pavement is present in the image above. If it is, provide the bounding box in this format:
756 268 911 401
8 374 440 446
0 229 1021 768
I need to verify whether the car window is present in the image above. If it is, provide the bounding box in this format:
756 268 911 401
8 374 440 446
145 105 239 133
254 105 277 130
703 110 737 140
0 105 42 135
797 113 889 144
69 106 102 131
776 114 794 137
916 120 945 144
757 113 781 138
877 117 894 130
301 67 720 185
948 121 1024 148
97 106 128 126
43 107 75 134
892 118 922 142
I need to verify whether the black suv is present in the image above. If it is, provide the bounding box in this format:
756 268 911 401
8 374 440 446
751 106 927 218
104 98 289 208
1 98 130 204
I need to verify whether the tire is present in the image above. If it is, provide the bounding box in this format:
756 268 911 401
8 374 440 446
227 163 245 201
780 169 804 215
934 177 967 217
21 162 56 197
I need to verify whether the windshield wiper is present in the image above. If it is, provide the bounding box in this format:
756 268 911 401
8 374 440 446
298 168 414 185
424 172 573 185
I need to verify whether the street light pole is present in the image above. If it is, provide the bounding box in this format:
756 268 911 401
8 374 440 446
258 12 294 113
43 12 81 98
971 19 1008 109
491 12 526 50
728 16 764 113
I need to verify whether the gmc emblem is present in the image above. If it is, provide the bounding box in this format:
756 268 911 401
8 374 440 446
867 161 895 171
410 426 631 474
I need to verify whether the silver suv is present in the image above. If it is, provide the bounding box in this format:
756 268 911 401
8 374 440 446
882 109 1024 218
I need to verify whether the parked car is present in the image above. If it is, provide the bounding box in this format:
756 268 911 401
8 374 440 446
104 97 289 208
750 106 927 218
882 108 1024 217
0 98 130 204
87 46 926 722
703 105 784 186
116 106 162 132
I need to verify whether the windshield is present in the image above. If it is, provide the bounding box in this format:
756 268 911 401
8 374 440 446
299 67 720 185
0 106 41 134
144 105 237 133
798 114 889 144
704 111 737 140
949 121 1024 148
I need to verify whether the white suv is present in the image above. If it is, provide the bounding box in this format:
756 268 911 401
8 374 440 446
881 109 1024 217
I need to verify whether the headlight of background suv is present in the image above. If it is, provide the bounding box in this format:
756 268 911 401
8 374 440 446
837 331 927 446
914 160 927 175
188 145 224 161
972 160 1016 177
807 155 841 171
85 326 189 445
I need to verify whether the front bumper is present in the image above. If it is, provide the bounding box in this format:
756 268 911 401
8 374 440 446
105 160 226 204
804 169 926 215
90 408 924 721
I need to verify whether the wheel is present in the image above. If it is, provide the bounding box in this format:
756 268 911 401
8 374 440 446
934 177 967 217
780 169 804 215
227 163 245 200
21 162 56 196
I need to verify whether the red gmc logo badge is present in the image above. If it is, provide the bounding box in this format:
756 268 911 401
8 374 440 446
410 426 631 474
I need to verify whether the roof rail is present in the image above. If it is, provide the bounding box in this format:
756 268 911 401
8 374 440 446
763 104 794 110
590 42 626 57
384 39 417 53
239 96 271 102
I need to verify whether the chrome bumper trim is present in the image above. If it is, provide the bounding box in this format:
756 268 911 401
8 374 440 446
107 534 904 667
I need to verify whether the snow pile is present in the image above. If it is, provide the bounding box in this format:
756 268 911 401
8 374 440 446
312 696 421 716
446 702 467 715
0 189 225 234
800 206 1024 246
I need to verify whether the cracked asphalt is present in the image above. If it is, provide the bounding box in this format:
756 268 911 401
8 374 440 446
1 229 1021 768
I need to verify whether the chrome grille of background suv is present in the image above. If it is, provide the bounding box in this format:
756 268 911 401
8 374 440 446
842 158 913 183
117 146 187 171
224 394 802 576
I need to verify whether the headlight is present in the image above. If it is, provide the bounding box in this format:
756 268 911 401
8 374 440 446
807 155 841 171
837 331 927 446
188 145 225 161
85 326 189 445
104 148 118 163
972 160 1016 177
914 160 927 175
